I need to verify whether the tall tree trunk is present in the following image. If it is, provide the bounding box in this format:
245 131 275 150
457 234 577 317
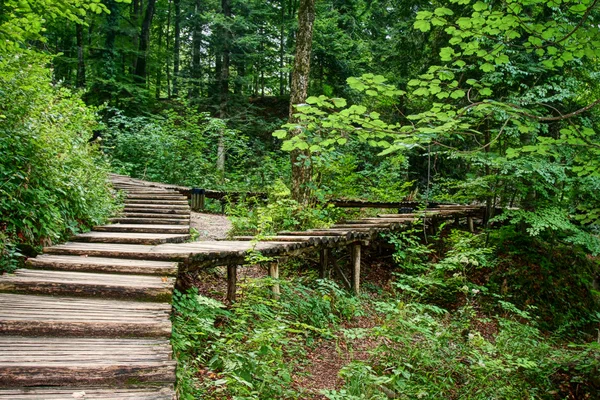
217 0 231 176
76 22 86 88
172 0 181 96
165 0 172 98
134 0 157 84
155 11 164 98
279 0 286 96
131 0 141 73
189 0 202 98
289 0 315 204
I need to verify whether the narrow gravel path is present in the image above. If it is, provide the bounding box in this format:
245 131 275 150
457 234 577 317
189 212 232 241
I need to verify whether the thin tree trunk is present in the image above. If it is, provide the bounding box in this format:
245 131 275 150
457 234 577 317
134 0 157 84
76 22 86 88
279 0 286 96
217 0 231 176
131 0 141 73
165 0 172 98
155 12 164 99
172 0 181 96
189 0 202 98
289 0 316 204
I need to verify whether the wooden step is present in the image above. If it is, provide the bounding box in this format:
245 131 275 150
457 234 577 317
0 337 175 387
26 254 178 275
0 269 175 301
124 199 189 205
0 294 172 338
0 386 175 399
73 232 190 245
110 217 190 225
44 242 190 262
120 212 190 219
124 204 190 210
123 207 190 215
126 194 187 200
93 224 190 234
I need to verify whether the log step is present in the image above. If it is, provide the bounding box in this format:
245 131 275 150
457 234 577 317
124 204 190 210
120 212 190 219
124 200 189 205
0 337 175 387
110 218 190 225
123 207 191 215
93 224 190 234
0 269 175 302
26 254 179 275
0 386 175 399
44 242 190 262
73 232 190 245
0 293 172 338
126 194 186 200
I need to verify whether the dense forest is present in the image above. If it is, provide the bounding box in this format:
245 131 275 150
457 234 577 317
1 0 600 398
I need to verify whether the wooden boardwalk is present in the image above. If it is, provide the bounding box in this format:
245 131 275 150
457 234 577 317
0 174 485 396
0 179 190 398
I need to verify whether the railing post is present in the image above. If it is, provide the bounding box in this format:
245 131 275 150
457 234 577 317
350 243 361 295
227 265 237 303
319 248 329 279
269 262 280 298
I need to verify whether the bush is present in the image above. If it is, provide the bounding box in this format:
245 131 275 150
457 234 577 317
0 51 115 272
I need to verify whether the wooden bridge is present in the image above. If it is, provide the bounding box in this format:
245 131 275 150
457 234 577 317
0 175 485 398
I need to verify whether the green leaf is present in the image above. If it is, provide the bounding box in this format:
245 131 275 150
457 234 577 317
414 20 431 32
272 130 288 139
305 96 319 105
450 90 466 99
473 1 487 11
480 63 495 72
331 98 347 108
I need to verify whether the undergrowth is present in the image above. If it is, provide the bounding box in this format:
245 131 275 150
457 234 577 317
172 226 600 399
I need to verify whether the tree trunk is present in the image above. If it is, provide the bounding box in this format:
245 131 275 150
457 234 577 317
279 0 286 96
288 0 315 205
134 0 157 84
189 0 203 98
131 0 141 74
172 0 181 96
155 11 164 99
76 22 86 88
165 0 172 98
217 0 231 176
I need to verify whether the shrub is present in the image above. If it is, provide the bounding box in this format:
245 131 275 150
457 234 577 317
0 51 115 271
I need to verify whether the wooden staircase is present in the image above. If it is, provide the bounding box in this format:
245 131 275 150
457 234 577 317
0 180 191 398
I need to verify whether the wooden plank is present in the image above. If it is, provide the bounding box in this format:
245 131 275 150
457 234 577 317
0 294 172 338
124 200 189 205
73 232 190 245
0 269 175 302
0 386 175 399
26 254 178 276
120 213 190 219
0 337 175 387
44 242 192 262
93 224 190 234
122 207 190 215
110 218 190 225
123 204 189 210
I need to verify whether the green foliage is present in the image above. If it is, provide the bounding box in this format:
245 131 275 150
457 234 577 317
171 278 362 399
103 108 284 191
227 180 349 236
0 51 115 271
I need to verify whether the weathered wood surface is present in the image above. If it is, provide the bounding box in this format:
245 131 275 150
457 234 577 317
0 269 175 301
110 217 190 225
125 199 189 205
0 387 175 399
0 337 176 387
26 254 178 275
73 232 190 245
0 294 172 337
93 224 190 234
